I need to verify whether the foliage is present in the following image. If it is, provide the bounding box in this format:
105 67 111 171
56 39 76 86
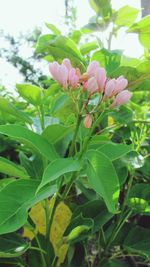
0 1 150 267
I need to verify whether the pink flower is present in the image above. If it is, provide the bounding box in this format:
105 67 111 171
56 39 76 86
87 61 100 77
49 61 68 89
95 67 107 92
84 114 92 128
104 79 116 98
87 77 99 95
68 68 79 89
111 90 132 107
115 76 128 94
49 61 60 80
62 58 72 71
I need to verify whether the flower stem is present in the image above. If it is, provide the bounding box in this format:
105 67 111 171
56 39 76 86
68 114 82 156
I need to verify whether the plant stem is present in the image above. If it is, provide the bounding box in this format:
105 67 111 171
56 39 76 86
63 111 107 199
133 120 150 124
101 174 134 262
68 114 82 156
79 110 107 159
30 246 47 254
35 234 47 267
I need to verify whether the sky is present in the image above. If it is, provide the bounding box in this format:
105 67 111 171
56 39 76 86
0 0 143 89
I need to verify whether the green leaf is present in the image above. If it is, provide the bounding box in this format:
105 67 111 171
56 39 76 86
80 41 98 55
0 233 30 258
91 49 122 75
42 124 74 144
89 0 112 19
0 124 58 161
45 23 61 35
110 106 133 124
37 158 81 191
64 214 93 242
19 152 44 180
65 225 90 243
128 183 150 213
50 94 69 114
0 157 29 179
137 61 150 73
86 150 119 213
0 97 31 123
97 143 132 161
36 35 85 71
73 199 113 232
124 226 150 261
115 5 139 27
127 14 150 33
0 179 56 234
127 14 150 48
139 33 150 48
113 160 128 186
69 30 81 44
16 84 42 106
103 259 128 267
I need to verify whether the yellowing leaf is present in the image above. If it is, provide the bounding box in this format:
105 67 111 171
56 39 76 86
108 116 114 126
23 227 34 240
23 199 55 239
50 201 72 266
29 201 46 235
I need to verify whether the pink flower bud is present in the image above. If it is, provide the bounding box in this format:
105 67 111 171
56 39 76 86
62 58 72 71
49 61 60 80
95 67 107 92
58 64 68 89
115 76 128 94
104 79 116 98
49 62 68 89
87 61 100 77
87 77 99 95
111 90 132 107
68 68 79 89
84 114 92 128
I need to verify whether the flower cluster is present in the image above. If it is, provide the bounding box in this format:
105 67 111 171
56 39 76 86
49 58 132 128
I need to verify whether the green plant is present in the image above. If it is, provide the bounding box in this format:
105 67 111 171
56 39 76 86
0 1 150 267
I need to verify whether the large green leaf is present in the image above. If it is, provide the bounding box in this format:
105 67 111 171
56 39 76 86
0 157 29 179
42 124 74 144
115 5 139 27
37 158 81 191
0 233 30 258
124 226 150 261
91 49 122 75
36 35 85 71
0 125 58 161
0 179 56 234
86 150 119 213
0 97 31 123
97 143 132 161
16 84 42 106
